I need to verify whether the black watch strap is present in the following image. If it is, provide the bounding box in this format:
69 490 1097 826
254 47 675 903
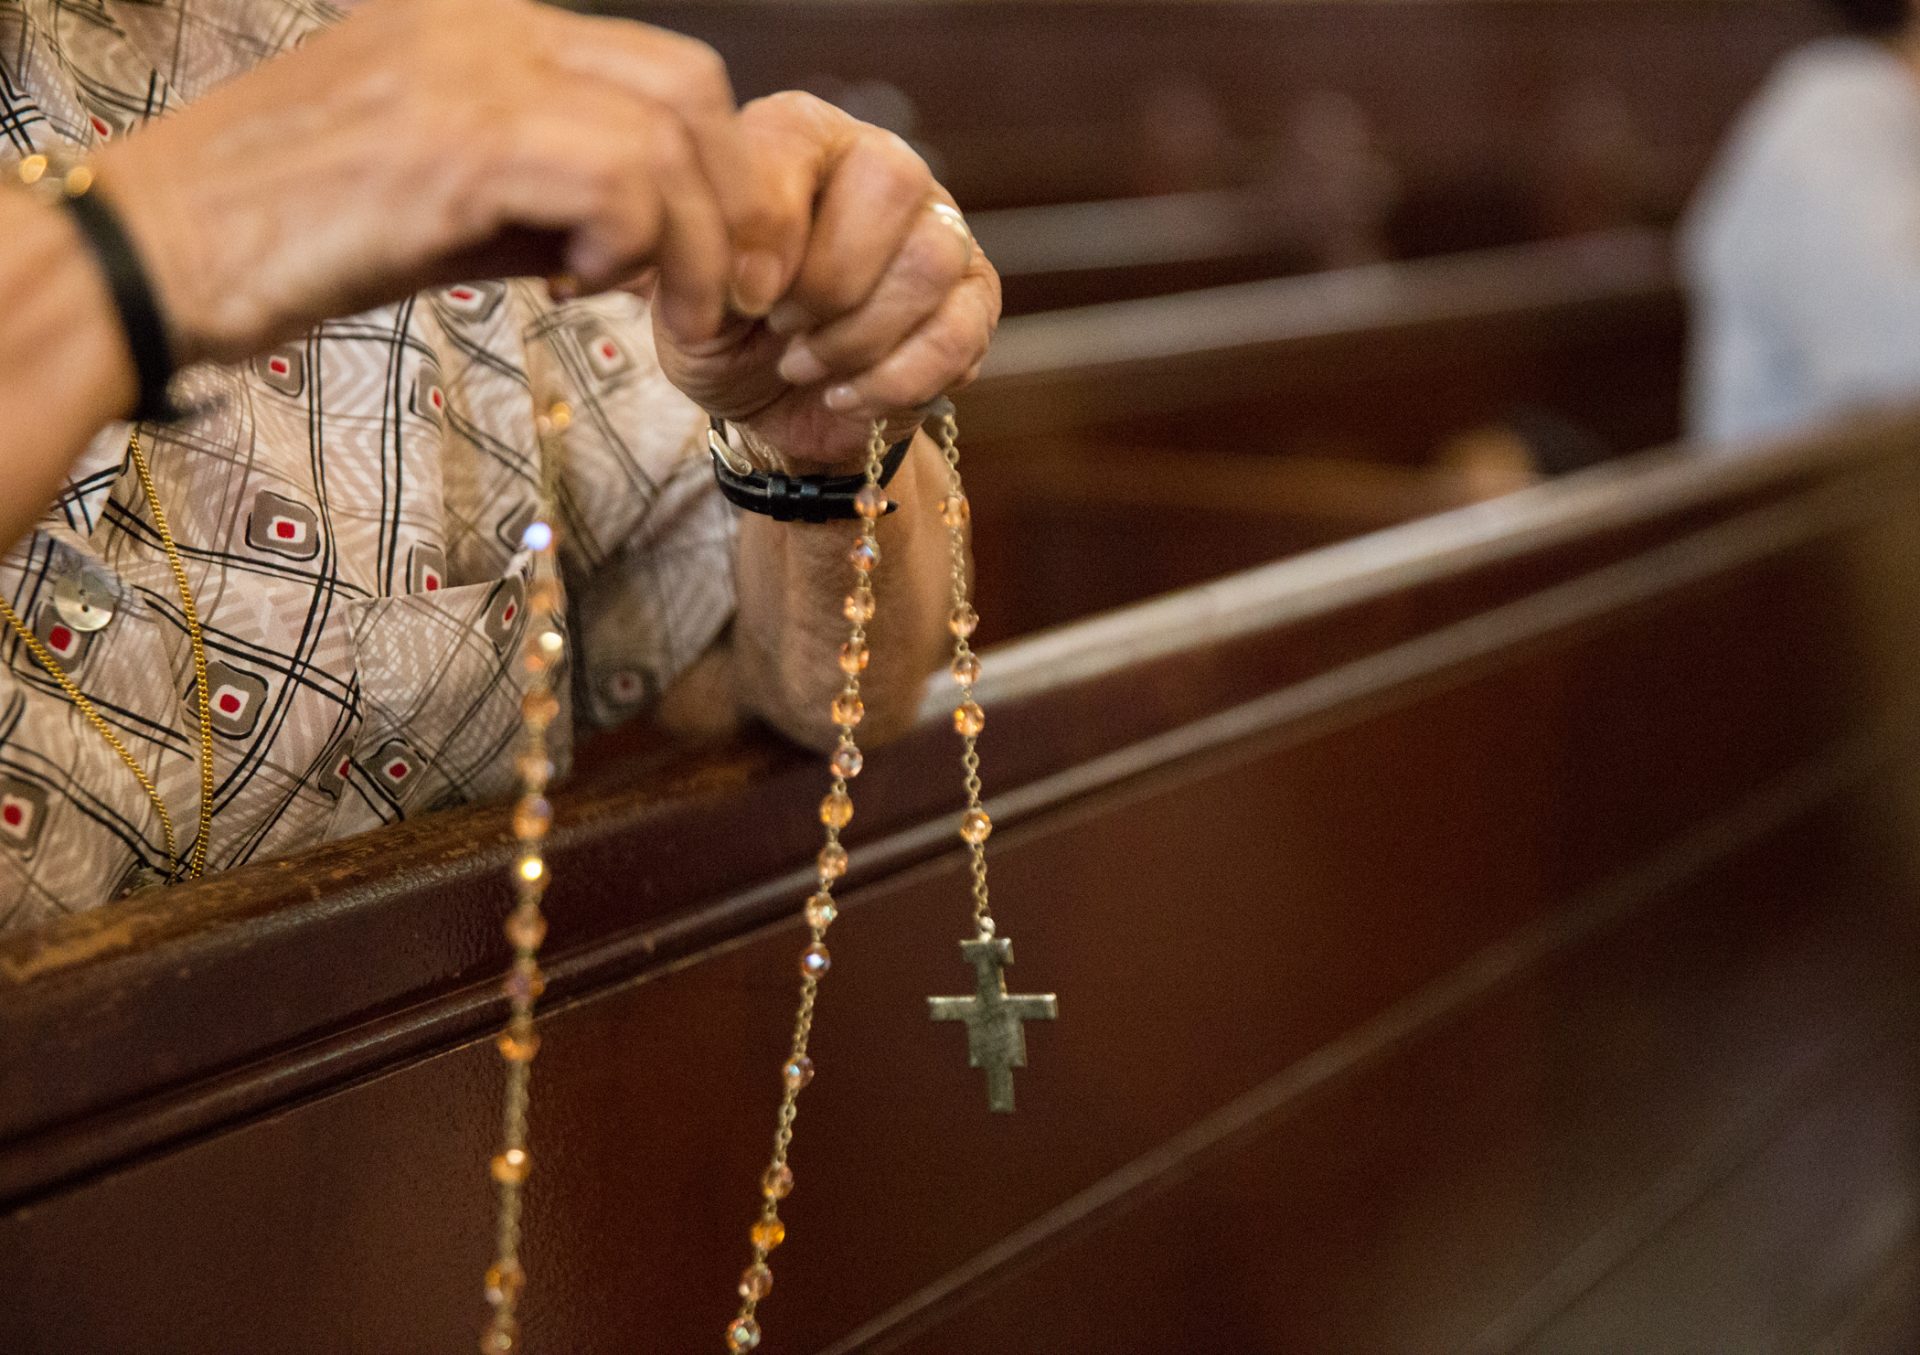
60 189 181 425
707 418 916 523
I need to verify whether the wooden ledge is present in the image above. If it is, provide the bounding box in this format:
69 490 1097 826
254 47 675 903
3 404 1918 1207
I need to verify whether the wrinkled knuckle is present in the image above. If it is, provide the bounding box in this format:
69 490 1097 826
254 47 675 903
568 149 624 218
663 36 733 114
749 88 829 126
924 321 977 373
977 281 1003 339
639 120 694 179
864 130 933 202
902 226 966 291
978 255 1004 306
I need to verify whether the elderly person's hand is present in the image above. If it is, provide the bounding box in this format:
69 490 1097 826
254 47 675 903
95 0 775 364
652 94 1002 468
82 0 996 471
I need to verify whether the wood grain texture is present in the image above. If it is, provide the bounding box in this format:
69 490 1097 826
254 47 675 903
7 404 1920 1349
959 233 1691 641
614 0 1820 225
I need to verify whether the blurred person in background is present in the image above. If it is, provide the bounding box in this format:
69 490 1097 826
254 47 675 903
1684 0 1920 443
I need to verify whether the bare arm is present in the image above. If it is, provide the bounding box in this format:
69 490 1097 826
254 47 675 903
0 0 774 552
0 194 139 554
658 435 950 749
651 94 999 747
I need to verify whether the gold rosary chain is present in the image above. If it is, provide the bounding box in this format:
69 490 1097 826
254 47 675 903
479 400 573 1355
935 413 994 936
723 421 891 1351
0 429 218 883
470 408 1000 1355
724 414 991 1353
127 432 217 879
0 592 181 867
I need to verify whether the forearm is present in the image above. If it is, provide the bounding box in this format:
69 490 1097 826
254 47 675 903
0 192 139 554
728 434 953 749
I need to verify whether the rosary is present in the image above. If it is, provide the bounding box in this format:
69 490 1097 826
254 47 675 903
479 403 1059 1353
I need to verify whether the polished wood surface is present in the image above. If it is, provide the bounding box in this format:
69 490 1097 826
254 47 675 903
6 407 1920 1351
612 1 1819 321
619 0 1821 230
962 231 1685 640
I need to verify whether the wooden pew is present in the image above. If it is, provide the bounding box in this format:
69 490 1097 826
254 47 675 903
6 407 1920 1351
964 228 1684 640
968 190 1328 316
619 0 1821 233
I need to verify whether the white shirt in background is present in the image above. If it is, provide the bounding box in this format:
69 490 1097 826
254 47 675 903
1684 38 1920 444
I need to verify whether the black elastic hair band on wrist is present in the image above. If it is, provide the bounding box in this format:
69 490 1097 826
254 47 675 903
61 190 181 424
707 417 918 523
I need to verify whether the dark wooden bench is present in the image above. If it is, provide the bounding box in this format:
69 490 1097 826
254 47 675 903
967 189 1328 316
620 0 1820 232
963 229 1686 640
6 404 1920 1352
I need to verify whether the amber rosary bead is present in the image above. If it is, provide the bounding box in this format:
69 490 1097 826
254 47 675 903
490 1148 531 1184
484 1259 526 1306
819 789 853 829
504 905 546 950
496 1024 541 1063
738 1263 774 1301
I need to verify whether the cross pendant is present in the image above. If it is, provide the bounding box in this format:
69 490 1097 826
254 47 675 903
928 936 1058 1113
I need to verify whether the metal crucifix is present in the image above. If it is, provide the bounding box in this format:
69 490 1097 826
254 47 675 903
928 936 1058 1113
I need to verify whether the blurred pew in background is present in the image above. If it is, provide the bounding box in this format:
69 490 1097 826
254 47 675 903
962 230 1681 640
619 0 1821 245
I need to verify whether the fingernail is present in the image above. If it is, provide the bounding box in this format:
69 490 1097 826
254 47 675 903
823 384 863 413
778 341 830 387
731 250 783 318
546 273 581 303
767 301 812 337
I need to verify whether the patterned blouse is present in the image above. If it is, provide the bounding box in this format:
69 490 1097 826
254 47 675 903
0 0 738 927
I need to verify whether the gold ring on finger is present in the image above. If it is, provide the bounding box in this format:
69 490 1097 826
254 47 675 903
927 201 974 257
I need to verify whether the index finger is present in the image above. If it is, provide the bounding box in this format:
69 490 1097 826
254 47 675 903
539 18 777 272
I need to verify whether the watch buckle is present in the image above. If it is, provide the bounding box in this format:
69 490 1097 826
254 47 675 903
707 422 757 477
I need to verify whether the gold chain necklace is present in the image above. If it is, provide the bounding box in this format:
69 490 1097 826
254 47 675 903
477 405 1058 1354
0 429 217 884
